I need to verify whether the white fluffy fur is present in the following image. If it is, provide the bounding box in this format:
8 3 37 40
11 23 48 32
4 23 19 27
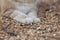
2 0 41 24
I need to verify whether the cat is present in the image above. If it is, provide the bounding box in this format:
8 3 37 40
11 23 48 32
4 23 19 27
2 0 41 24
1 0 59 24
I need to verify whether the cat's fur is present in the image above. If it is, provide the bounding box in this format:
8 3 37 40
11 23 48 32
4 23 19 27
2 0 41 24
1 0 59 24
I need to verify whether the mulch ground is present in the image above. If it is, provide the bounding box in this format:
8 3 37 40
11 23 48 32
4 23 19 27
0 3 60 40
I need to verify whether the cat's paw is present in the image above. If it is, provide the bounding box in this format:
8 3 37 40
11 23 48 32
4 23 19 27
13 16 33 24
33 18 41 23
23 17 33 24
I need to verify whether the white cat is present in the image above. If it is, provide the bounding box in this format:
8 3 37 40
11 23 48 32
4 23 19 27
2 0 41 24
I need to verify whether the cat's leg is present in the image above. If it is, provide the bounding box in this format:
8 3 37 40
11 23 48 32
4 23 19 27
10 10 33 24
27 10 40 23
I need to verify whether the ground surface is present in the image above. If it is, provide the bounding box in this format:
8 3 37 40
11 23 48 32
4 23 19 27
0 2 60 40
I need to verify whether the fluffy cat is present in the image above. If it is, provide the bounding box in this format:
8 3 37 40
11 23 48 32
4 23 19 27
1 0 59 24
2 0 41 24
